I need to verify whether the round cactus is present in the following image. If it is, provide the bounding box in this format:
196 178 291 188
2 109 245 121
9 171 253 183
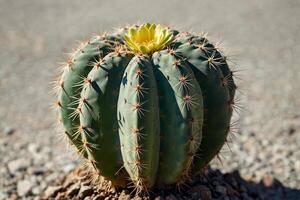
54 23 236 190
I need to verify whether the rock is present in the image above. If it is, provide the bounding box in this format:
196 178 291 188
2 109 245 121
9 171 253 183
27 166 46 175
262 174 274 187
189 185 211 200
63 175 77 188
8 193 18 200
132 196 142 200
109 187 116 194
27 143 40 154
226 185 238 196
45 172 59 182
7 158 31 175
31 186 41 195
62 163 75 173
17 179 33 196
3 127 15 135
66 182 80 196
0 191 7 200
44 186 63 198
39 181 47 191
55 192 66 200
215 185 227 195
118 191 130 200
99 192 106 198
165 194 177 200
79 185 94 198
199 186 212 200
241 193 253 200
262 174 281 187
295 160 300 172
224 173 238 187
94 194 105 200
230 196 240 200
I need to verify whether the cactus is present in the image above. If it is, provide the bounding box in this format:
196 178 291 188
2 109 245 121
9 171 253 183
54 23 236 190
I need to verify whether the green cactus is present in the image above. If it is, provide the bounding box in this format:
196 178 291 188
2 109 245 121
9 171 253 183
54 23 236 190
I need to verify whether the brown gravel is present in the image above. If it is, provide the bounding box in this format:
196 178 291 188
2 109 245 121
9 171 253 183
43 167 300 200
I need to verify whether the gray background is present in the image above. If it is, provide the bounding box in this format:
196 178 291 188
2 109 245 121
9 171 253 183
1 0 300 198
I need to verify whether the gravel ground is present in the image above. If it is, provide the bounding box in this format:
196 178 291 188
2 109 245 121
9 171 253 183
42 167 300 200
1 0 300 199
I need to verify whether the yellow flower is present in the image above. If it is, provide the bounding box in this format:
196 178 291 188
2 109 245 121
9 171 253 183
124 23 173 55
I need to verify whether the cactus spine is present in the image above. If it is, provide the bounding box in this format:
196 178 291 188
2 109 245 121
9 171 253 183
54 23 237 190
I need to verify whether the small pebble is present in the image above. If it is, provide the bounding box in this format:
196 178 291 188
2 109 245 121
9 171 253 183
17 179 33 196
7 158 31 175
165 194 177 200
27 143 40 154
215 185 227 195
189 185 211 200
79 185 94 198
44 186 63 198
66 182 80 196
118 191 131 200
93 194 105 200
3 127 15 135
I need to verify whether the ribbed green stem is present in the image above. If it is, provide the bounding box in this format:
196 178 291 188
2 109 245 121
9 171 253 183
152 51 203 185
118 55 160 188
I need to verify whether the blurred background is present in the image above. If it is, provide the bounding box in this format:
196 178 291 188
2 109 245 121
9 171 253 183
0 0 300 199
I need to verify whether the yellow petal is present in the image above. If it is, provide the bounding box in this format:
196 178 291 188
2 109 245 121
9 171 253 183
124 23 173 55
